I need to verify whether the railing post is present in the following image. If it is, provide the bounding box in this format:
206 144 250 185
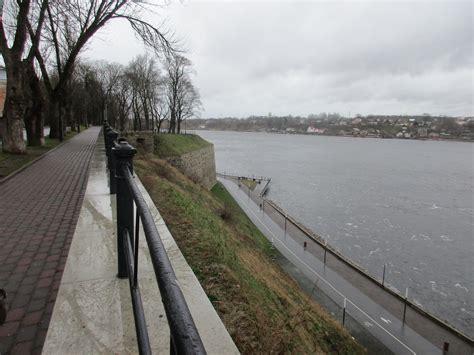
113 140 137 279
104 126 113 164
103 120 110 154
107 130 119 194
106 129 119 169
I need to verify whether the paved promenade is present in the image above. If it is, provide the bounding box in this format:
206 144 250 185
0 127 100 354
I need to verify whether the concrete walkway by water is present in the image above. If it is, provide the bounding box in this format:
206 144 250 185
219 176 474 355
0 127 100 354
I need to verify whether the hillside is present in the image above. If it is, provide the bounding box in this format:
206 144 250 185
134 136 364 354
154 133 212 157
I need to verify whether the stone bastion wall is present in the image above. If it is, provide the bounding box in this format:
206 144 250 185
122 131 216 190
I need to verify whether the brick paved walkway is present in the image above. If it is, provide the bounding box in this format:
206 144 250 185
0 127 100 355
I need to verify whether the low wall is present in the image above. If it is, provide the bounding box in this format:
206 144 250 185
166 145 216 190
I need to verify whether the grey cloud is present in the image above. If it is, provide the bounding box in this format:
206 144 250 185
88 1 473 117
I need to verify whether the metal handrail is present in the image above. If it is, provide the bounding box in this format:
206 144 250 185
103 122 207 354
120 164 206 355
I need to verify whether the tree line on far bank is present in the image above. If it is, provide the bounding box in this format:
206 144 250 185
0 0 200 154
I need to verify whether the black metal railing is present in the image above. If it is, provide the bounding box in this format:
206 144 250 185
103 121 206 355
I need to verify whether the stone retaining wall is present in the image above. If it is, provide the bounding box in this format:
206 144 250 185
122 131 216 190
166 145 216 190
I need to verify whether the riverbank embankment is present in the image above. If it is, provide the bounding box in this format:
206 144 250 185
217 173 474 355
131 133 365 353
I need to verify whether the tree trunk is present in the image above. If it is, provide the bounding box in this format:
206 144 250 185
2 66 27 153
48 96 60 139
24 63 44 146
49 91 66 140
177 116 181 134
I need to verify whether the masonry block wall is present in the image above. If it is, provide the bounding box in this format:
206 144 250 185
166 146 217 190
122 131 217 190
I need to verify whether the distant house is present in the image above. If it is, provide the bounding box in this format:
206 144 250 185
307 126 326 134
417 128 428 138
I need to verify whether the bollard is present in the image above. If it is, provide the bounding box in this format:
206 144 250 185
304 241 307 250
284 214 287 235
113 140 137 278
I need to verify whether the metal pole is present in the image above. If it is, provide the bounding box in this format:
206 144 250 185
113 140 137 278
284 214 287 235
343 298 347 326
382 264 386 287
324 238 328 265
403 287 408 324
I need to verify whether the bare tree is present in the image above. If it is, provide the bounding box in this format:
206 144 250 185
34 0 174 140
165 55 201 134
125 54 162 131
176 76 201 133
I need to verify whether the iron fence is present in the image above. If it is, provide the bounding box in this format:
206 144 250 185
103 121 206 355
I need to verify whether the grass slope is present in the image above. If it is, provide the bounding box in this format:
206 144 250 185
135 154 364 354
154 134 211 157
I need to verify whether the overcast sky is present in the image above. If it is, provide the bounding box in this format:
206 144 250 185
88 1 473 118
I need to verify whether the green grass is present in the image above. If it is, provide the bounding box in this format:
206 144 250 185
211 183 273 256
153 134 211 158
135 155 365 354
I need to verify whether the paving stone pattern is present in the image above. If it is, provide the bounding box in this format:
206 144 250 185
0 127 100 355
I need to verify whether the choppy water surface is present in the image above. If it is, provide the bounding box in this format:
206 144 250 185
198 130 474 336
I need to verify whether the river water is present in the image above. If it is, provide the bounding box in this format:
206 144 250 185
197 130 474 337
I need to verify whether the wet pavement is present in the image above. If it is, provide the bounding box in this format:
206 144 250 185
0 127 100 354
